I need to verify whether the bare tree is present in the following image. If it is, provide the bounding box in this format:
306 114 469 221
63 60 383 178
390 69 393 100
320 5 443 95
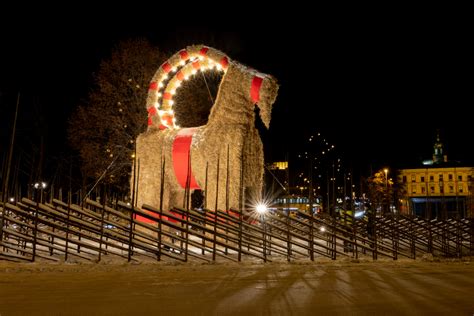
68 38 165 192
68 39 221 192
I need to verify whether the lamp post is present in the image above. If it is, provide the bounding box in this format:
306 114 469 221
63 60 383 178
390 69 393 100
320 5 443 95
32 181 47 261
256 203 268 262
383 168 389 214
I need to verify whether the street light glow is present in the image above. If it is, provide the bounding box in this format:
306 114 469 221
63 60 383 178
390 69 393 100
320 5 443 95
256 204 268 214
34 182 47 189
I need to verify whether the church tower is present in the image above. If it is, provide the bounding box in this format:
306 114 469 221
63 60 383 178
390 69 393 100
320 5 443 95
432 131 447 164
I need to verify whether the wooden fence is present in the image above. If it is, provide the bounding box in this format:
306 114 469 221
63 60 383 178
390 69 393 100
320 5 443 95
1 196 473 263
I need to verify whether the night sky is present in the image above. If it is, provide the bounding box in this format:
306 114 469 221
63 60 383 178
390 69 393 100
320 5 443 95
1 13 472 184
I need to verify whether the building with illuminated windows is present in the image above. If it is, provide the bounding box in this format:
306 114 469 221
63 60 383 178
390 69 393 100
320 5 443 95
398 135 473 219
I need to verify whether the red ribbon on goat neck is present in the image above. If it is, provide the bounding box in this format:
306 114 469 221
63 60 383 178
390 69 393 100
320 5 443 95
250 76 264 103
172 128 200 189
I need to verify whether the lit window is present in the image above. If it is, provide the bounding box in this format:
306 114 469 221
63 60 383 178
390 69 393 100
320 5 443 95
459 185 463 193
449 186 454 193
411 175 416 182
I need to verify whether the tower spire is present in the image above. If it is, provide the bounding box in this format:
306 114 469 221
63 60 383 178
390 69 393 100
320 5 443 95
433 130 446 164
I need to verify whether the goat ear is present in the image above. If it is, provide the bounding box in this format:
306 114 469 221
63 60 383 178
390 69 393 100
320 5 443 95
256 76 279 129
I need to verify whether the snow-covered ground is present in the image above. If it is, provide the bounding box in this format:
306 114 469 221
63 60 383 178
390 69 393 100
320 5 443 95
1 258 473 315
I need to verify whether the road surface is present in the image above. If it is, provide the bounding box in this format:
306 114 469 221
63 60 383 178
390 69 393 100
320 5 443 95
1 259 473 315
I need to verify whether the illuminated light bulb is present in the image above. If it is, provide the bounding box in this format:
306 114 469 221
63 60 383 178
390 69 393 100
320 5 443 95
191 69 197 74
180 60 185 66
162 74 168 80
184 76 189 80
170 90 176 95
169 110 174 115
157 92 162 97
256 204 267 214
158 82 163 88
172 118 176 122
175 82 181 88
169 100 174 105
198 56 204 61
171 67 177 72
175 125 180 129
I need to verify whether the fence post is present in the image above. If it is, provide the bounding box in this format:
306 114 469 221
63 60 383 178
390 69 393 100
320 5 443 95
373 214 378 261
212 155 220 262
98 192 106 262
32 189 42 262
127 205 134 262
184 207 189 262
262 213 267 263
65 191 71 261
286 210 291 261
309 211 314 261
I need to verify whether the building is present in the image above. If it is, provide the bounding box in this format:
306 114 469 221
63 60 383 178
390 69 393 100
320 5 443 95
271 195 323 216
398 134 473 219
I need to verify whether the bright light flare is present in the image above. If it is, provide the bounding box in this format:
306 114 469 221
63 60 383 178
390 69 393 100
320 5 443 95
256 204 268 214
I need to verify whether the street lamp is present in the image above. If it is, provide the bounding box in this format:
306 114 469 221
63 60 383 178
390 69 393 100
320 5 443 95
255 203 268 262
34 182 47 203
383 168 389 214
256 204 268 214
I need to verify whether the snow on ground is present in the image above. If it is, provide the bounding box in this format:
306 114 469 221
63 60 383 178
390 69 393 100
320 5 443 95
1 257 474 315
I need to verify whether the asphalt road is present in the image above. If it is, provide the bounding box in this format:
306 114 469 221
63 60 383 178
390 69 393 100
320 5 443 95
1 260 473 315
